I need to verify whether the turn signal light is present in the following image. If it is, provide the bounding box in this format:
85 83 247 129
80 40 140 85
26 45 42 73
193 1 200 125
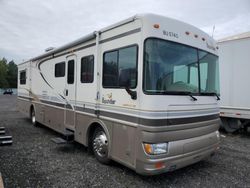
144 143 152 154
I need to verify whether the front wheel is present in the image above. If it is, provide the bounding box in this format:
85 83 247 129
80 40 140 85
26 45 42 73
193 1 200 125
92 127 110 164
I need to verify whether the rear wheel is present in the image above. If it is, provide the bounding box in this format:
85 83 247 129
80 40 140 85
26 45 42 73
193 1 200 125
31 108 37 126
92 127 110 164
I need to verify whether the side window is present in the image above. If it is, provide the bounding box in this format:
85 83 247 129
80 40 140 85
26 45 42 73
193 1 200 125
20 71 26 85
81 55 94 83
55 62 65 77
199 62 208 91
103 45 137 88
103 51 118 87
67 60 75 84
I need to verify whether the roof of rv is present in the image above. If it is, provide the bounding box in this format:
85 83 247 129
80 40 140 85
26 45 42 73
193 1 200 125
27 13 208 62
218 31 250 43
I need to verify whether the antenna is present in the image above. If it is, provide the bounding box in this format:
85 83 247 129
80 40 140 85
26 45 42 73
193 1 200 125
212 25 215 38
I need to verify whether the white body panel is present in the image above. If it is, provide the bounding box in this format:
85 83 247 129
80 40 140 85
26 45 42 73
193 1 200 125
219 36 250 119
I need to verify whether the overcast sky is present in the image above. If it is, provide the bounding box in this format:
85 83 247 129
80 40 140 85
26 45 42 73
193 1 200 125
0 0 249 63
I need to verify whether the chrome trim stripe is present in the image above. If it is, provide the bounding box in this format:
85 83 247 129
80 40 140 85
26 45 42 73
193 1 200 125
99 105 219 119
73 101 219 118
18 96 72 109
18 96 219 126
40 100 64 108
99 110 219 126
75 106 96 114
18 96 32 100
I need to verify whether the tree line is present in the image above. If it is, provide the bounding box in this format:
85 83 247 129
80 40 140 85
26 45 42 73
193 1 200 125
0 58 18 88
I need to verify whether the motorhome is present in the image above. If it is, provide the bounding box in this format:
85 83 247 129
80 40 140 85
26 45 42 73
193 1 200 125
219 32 250 132
17 14 220 175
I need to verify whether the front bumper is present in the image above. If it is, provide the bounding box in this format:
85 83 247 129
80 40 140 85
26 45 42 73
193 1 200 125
135 131 220 175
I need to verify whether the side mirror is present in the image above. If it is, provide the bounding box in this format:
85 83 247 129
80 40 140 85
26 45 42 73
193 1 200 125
119 69 137 100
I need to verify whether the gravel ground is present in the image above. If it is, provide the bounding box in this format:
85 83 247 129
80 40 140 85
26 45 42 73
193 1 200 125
0 95 250 188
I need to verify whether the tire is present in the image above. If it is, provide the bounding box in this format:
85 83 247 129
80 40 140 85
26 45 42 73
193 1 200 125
92 127 110 164
221 117 240 133
31 108 38 126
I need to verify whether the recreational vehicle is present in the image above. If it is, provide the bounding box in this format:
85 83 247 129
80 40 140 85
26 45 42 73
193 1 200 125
17 14 220 175
219 32 250 132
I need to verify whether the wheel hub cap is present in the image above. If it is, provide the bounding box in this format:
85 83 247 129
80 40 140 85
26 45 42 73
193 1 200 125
93 131 108 157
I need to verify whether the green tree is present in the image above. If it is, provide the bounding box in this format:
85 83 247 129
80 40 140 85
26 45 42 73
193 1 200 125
0 58 9 88
0 58 18 89
7 60 18 88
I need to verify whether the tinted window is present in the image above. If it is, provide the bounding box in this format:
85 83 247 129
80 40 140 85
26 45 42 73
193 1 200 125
55 62 65 77
103 45 137 88
67 60 74 84
199 51 220 94
103 51 118 87
20 71 26 85
144 38 198 93
81 55 94 83
143 38 219 95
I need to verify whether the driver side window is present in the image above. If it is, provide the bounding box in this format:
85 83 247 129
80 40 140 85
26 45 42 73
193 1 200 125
103 45 138 88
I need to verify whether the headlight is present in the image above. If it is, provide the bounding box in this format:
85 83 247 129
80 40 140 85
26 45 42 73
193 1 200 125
143 143 168 155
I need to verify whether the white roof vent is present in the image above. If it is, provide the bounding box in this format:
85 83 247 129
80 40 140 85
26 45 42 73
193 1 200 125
45 47 55 52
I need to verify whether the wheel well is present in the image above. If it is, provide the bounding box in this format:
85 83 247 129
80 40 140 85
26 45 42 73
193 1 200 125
87 123 103 152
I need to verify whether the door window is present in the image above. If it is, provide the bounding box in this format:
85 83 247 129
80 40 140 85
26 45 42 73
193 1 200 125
67 60 75 84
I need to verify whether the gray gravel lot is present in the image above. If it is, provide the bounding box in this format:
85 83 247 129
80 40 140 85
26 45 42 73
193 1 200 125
0 95 250 188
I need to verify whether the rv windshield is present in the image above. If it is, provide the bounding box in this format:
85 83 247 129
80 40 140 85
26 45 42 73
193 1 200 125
143 38 219 95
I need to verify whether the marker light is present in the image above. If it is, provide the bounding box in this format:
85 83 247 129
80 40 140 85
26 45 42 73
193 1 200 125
185 31 190 35
153 24 160 29
194 34 198 38
202 37 206 41
143 143 168 155
155 162 165 169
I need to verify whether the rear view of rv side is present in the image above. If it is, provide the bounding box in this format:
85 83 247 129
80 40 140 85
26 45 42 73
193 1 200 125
219 32 250 132
17 14 220 175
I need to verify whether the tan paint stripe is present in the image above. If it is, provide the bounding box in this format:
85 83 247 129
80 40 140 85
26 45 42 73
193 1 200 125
0 173 4 188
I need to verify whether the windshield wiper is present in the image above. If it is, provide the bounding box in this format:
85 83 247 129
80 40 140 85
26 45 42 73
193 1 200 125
200 92 220 100
188 93 198 101
159 91 198 101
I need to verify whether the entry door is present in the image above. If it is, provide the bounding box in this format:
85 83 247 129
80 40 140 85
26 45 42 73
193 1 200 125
64 55 77 130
